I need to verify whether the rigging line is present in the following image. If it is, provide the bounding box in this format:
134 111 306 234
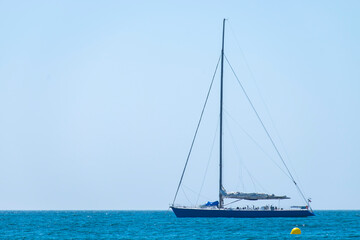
226 116 246 192
271 136 306 199
224 117 265 193
228 22 278 137
240 165 245 192
224 109 292 180
181 187 193 206
172 56 221 206
224 199 242 206
182 184 212 201
196 117 220 206
224 55 310 207
228 22 306 200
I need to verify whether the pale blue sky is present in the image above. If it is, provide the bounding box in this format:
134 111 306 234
0 0 359 210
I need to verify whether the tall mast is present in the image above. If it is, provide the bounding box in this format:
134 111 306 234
219 18 226 208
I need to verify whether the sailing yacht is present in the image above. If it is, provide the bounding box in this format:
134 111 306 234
170 19 314 218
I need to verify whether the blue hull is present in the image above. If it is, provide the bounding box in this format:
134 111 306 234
171 207 314 218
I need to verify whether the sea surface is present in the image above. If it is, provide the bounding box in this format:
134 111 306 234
0 210 359 239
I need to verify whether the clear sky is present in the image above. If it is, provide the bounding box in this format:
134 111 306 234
0 0 359 210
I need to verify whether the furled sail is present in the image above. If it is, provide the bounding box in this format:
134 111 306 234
221 187 290 200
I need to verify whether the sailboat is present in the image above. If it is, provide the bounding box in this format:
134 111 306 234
170 19 314 218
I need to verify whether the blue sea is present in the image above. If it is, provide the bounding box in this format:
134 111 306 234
0 210 359 239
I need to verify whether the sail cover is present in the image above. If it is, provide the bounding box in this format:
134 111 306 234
221 187 289 200
202 201 219 207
